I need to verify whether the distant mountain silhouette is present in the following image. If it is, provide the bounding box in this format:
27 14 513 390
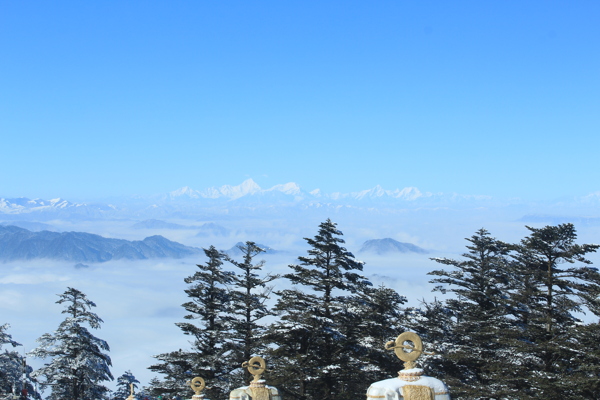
195 223 231 237
359 238 428 255
0 225 202 262
0 221 56 232
224 242 278 257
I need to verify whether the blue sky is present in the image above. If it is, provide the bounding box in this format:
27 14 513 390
1 1 599 200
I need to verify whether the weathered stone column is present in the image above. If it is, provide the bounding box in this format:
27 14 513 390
366 332 451 400
189 376 208 400
229 356 282 400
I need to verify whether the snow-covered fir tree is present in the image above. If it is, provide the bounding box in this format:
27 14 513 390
426 228 515 399
29 287 113 400
506 223 600 398
352 285 408 382
571 320 600 399
149 246 234 400
225 241 278 386
0 324 40 400
267 219 374 400
112 371 140 400
1 323 24 398
402 297 457 379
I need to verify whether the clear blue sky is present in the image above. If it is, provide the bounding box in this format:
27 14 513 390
1 1 599 200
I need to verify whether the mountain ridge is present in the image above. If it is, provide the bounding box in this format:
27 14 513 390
359 238 428 255
0 225 201 263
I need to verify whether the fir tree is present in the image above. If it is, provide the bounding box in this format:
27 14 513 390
507 223 600 398
0 324 40 400
268 219 372 400
225 241 278 386
29 287 113 400
427 228 515 399
351 285 408 382
402 299 457 385
113 371 140 400
1 323 23 397
149 246 234 400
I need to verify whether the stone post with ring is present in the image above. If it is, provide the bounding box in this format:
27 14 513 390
366 332 451 400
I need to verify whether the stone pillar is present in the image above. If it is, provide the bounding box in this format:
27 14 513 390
229 356 282 400
189 376 209 400
366 332 451 400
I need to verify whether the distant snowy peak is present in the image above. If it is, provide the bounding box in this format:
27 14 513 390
170 179 262 200
171 179 304 200
352 185 424 201
166 181 494 204
266 182 302 195
169 186 202 199
578 191 600 204
2 181 500 217
211 178 262 199
0 197 82 214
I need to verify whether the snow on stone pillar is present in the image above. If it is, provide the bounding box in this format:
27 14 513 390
229 356 282 400
366 332 451 400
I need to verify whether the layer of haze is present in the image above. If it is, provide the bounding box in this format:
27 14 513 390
1 1 599 200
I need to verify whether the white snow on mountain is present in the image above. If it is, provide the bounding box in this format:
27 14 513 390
12 180 600 220
169 179 263 200
352 185 425 201
579 191 600 204
389 187 425 200
49 198 73 208
169 186 202 199
170 179 303 201
1 181 494 217
265 182 302 196
0 197 82 214
210 178 262 199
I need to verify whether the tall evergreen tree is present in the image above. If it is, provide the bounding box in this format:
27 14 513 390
225 241 278 386
149 246 234 400
570 321 600 399
1 323 24 397
351 285 408 382
426 228 515 399
29 287 113 400
507 223 600 398
402 299 457 381
0 324 40 399
112 371 140 400
268 219 372 400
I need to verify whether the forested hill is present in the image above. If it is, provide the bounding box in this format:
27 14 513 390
0 225 202 262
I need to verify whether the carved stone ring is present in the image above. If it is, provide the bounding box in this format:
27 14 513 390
190 377 205 395
242 356 267 377
386 332 424 362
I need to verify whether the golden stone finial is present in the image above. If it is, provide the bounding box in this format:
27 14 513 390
241 356 267 382
189 377 206 399
385 332 435 370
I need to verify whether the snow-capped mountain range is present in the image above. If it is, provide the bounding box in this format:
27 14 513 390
169 180 306 200
0 197 116 217
0 197 80 214
165 179 484 203
1 179 598 220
